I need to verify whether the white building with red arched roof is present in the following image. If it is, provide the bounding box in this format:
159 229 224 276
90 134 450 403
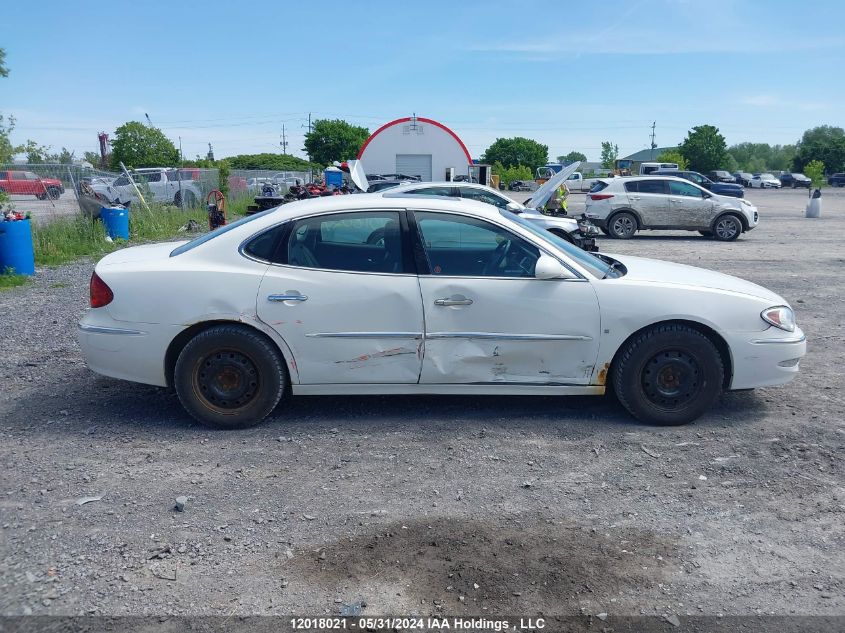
356 116 472 182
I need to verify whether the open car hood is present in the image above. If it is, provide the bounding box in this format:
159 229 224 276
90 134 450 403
346 160 369 192
524 161 581 210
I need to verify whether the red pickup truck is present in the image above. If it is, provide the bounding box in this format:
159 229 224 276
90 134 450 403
0 170 65 200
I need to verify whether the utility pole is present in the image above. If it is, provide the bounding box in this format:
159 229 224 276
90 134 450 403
206 142 214 162
145 113 155 128
280 124 288 154
650 121 657 159
302 113 313 181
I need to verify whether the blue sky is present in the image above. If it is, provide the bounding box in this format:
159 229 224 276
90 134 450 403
1 0 843 163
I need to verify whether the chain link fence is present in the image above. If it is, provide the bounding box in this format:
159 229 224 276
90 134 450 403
1 164 314 223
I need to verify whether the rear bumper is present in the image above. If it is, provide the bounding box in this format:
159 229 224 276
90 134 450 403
78 312 182 387
729 328 806 390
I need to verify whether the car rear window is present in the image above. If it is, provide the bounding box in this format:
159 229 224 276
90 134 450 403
589 181 608 193
170 208 276 256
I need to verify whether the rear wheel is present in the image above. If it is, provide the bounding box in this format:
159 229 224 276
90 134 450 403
46 187 61 200
608 212 637 239
174 324 286 429
712 214 742 241
174 190 197 208
612 323 724 425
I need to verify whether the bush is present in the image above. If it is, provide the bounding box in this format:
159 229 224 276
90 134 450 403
804 160 825 188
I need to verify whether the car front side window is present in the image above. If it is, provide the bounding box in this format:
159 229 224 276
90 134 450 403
670 181 703 198
414 212 539 278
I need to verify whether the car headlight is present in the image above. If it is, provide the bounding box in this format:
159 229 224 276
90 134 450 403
761 306 795 332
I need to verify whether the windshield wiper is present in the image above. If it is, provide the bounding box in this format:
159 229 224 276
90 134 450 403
602 260 623 279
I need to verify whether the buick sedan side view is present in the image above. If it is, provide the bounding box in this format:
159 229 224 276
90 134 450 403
79 195 805 429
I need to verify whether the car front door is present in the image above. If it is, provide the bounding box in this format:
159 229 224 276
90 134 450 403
668 180 713 228
625 179 670 227
410 210 601 384
255 209 425 384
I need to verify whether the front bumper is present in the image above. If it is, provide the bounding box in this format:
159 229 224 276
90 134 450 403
729 327 806 390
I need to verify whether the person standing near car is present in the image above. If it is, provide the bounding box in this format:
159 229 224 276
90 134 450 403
545 182 569 216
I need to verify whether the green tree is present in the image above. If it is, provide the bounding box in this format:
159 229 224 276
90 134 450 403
793 126 845 173
558 151 586 164
0 48 8 78
656 149 689 170
23 140 51 164
0 115 21 164
804 160 825 188
482 137 548 172
303 119 369 166
599 141 618 169
110 121 179 169
492 161 533 187
83 151 102 167
679 125 729 173
224 153 319 171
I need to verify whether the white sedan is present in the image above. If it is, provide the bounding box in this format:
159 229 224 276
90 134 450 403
78 195 806 429
749 173 782 188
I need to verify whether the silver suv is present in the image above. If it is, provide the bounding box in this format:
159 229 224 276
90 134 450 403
584 176 759 241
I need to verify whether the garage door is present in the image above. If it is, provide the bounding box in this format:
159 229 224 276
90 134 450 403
396 154 432 182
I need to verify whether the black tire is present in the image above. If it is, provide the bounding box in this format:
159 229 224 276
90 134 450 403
36 193 46 200
174 324 286 429
712 214 742 241
612 323 724 425
174 190 197 208
46 187 61 200
699 230 713 238
607 211 637 239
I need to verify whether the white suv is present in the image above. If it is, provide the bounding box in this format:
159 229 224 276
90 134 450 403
584 176 758 241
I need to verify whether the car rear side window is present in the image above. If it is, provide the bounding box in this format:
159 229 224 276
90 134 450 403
243 225 285 262
637 180 667 194
589 181 608 193
284 211 405 274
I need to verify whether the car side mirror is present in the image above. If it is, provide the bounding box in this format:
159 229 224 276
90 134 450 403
535 254 573 280
703 192 712 199
505 201 521 212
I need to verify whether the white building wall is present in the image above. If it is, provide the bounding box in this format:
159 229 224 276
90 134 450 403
358 120 471 182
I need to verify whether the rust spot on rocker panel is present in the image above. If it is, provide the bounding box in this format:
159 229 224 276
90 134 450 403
596 362 610 386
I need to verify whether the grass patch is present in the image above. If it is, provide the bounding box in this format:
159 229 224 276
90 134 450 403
0 271 30 291
31 204 210 267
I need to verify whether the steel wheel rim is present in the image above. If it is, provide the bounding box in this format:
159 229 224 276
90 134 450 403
641 349 702 411
715 218 738 239
194 349 259 410
613 215 634 237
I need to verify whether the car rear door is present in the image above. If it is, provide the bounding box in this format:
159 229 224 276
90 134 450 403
255 209 425 385
668 180 713 228
410 210 601 385
626 179 670 227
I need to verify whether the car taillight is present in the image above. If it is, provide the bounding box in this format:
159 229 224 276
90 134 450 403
90 271 114 308
589 193 614 200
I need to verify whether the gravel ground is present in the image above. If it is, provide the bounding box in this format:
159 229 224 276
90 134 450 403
0 188 843 622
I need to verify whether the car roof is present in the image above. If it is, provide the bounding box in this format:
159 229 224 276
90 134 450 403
385 180 495 192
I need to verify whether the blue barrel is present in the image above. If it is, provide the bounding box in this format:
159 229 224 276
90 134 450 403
324 169 343 187
100 206 130 240
0 219 36 276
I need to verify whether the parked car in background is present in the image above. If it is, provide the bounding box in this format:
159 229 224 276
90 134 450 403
652 169 744 198
97 168 203 207
779 173 811 189
366 179 418 192
0 170 65 200
733 172 753 186
584 176 758 241
749 173 781 189
382 180 600 251
709 170 736 183
78 194 804 430
453 175 478 183
508 180 532 191
639 162 678 175
826 173 845 187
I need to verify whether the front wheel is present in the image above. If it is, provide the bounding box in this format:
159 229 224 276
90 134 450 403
612 324 724 425
46 187 61 200
608 212 637 239
712 214 742 241
174 324 286 429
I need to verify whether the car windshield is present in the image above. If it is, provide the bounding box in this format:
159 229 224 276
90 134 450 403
170 208 277 256
499 209 613 279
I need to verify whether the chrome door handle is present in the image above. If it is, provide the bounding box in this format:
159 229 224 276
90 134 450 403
434 297 473 306
268 294 308 302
